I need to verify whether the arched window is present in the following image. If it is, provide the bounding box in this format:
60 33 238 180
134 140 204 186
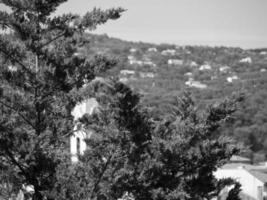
76 137 80 155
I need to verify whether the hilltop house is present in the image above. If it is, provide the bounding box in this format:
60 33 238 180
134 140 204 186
239 57 252 64
226 75 238 83
120 70 135 76
189 61 198 67
199 64 211 71
161 49 176 56
215 157 267 200
168 59 183 65
128 56 156 67
129 48 137 53
147 47 157 52
139 72 155 78
128 58 143 65
219 66 231 73
143 60 156 67
185 78 207 89
184 72 193 77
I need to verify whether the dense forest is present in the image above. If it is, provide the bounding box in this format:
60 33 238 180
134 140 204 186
82 33 267 162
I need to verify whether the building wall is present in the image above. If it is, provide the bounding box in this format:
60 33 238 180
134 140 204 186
70 128 88 162
214 168 264 199
70 98 98 162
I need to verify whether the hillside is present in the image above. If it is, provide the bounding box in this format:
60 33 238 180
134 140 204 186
82 33 267 162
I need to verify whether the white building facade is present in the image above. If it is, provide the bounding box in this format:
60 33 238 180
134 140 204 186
215 163 267 200
70 98 98 162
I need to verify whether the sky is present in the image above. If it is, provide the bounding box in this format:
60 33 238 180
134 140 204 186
1 0 267 49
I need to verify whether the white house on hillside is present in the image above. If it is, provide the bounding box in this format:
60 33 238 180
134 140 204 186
199 64 211 71
185 78 207 89
147 47 157 52
120 70 136 76
168 59 183 65
239 57 252 64
184 72 193 77
219 66 231 73
139 72 155 78
215 162 267 200
226 75 238 83
70 98 99 162
129 48 137 53
161 49 176 56
143 60 156 67
189 61 198 67
128 59 143 65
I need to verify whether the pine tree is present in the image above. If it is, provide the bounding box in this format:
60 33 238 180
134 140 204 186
0 1 124 200
0 1 243 200
54 80 243 200
108 93 243 200
52 79 153 200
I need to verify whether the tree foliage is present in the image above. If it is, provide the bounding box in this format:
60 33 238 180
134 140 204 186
0 1 242 200
0 1 124 199
226 182 241 200
54 79 242 200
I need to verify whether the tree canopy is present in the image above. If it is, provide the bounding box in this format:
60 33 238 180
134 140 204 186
0 1 124 199
0 1 242 200
53 80 243 200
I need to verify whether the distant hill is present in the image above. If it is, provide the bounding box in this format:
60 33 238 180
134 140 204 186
83 33 267 162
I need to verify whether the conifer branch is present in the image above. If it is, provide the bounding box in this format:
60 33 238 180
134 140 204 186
4 149 28 180
39 31 66 49
0 100 36 130
0 48 33 76
90 153 114 199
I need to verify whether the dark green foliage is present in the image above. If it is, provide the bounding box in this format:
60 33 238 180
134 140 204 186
0 1 243 200
52 79 153 200
120 94 241 200
0 1 124 199
226 182 241 200
53 82 242 200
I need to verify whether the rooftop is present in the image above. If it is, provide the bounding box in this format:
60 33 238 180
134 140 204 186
219 162 267 183
230 155 250 163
